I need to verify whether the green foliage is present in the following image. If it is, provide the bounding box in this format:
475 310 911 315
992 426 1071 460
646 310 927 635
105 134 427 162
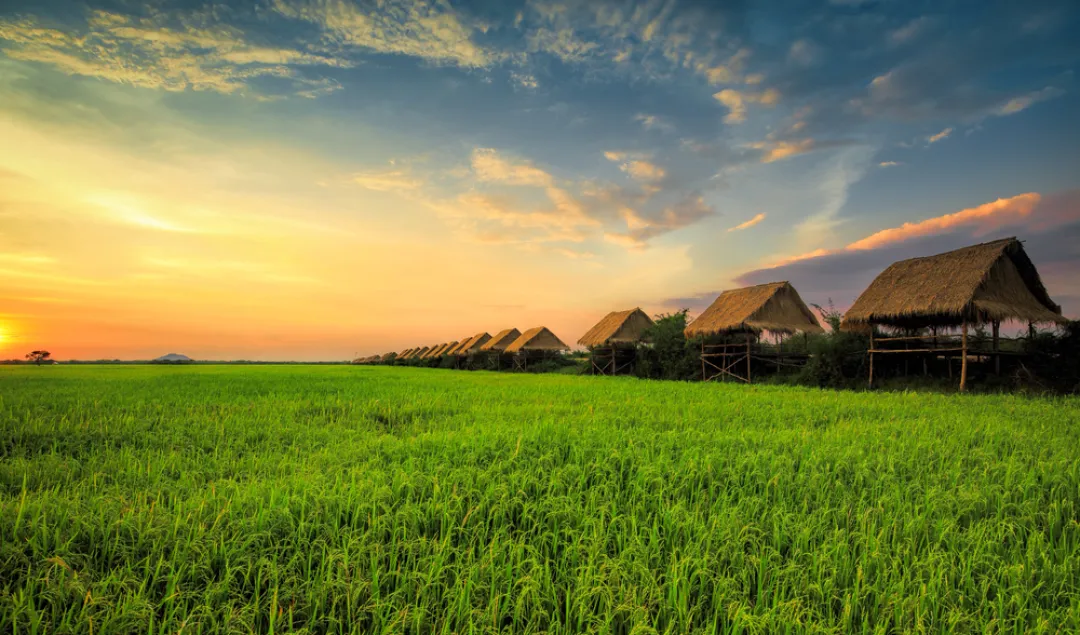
1 365 1078 633
1021 320 1080 393
23 350 50 365
635 310 700 381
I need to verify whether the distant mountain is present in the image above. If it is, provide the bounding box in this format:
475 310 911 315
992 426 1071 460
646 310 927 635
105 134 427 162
154 353 192 363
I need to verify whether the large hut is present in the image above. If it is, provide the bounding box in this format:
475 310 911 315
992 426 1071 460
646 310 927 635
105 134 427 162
577 308 655 375
505 327 570 371
841 237 1065 390
475 328 521 370
685 281 823 383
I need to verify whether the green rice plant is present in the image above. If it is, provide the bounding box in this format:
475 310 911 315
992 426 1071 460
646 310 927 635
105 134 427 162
1 365 1078 634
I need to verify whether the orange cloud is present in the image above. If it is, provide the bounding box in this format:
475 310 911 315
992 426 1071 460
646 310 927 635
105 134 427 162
764 192 1043 268
846 193 1041 250
727 213 766 232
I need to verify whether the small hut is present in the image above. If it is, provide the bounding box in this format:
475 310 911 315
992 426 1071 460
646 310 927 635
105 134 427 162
412 345 433 360
505 327 570 371
577 308 655 375
476 328 521 369
685 281 823 382
456 332 492 356
841 237 1065 390
424 343 451 359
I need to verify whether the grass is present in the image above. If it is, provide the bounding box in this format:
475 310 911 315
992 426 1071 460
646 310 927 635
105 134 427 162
1 365 1078 634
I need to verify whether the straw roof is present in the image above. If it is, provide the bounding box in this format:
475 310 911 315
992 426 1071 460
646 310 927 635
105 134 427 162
578 308 655 348
685 281 824 337
842 237 1064 329
424 343 449 358
412 346 432 359
455 332 492 355
444 338 469 356
440 341 458 356
505 327 570 354
479 328 521 352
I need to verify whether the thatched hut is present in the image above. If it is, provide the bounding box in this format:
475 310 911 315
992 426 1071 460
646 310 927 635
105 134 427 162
505 327 570 371
473 328 520 370
412 345 433 360
479 328 521 352
841 237 1065 390
685 281 823 383
577 308 655 375
451 332 487 355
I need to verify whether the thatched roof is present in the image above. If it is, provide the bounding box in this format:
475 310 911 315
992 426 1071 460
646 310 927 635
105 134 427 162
455 332 492 355
479 328 521 352
685 281 824 337
424 343 451 358
440 341 458 356
505 327 570 354
444 338 469 356
412 346 432 359
380 353 395 362
842 237 1065 329
578 308 655 348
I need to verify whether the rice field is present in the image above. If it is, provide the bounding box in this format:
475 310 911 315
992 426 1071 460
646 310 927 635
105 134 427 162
1 365 1079 634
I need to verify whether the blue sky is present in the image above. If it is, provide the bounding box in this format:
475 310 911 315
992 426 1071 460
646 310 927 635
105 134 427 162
0 0 1078 358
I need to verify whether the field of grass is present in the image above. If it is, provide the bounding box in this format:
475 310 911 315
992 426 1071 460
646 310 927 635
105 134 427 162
1 365 1079 634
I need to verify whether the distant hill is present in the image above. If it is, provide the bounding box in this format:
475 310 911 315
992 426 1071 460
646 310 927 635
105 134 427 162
153 353 193 363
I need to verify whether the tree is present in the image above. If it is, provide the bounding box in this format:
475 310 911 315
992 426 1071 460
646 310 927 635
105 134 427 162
25 350 51 365
636 310 700 381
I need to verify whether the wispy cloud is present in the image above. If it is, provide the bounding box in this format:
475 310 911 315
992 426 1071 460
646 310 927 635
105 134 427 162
713 88 781 124
926 127 952 144
605 193 715 249
272 0 497 69
0 10 347 97
878 161 902 168
635 113 674 132
995 86 1064 116
727 213 766 232
764 192 1042 267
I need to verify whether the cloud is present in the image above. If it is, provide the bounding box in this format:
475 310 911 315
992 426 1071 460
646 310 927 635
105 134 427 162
604 192 715 249
995 86 1064 116
846 193 1041 250
635 113 674 132
620 160 666 182
272 0 497 69
727 213 766 232
0 10 348 97
761 192 1043 269
748 138 817 163
788 39 820 67
352 168 425 192
714 88 781 123
926 127 952 144
878 161 901 168
888 17 932 45
471 148 556 188
510 71 539 90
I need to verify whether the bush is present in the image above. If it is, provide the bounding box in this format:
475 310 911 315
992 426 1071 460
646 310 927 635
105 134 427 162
635 310 700 381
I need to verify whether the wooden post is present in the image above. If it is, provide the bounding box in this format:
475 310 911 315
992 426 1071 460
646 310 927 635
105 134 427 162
960 320 968 392
746 332 752 384
701 339 706 381
868 328 875 389
992 320 1000 375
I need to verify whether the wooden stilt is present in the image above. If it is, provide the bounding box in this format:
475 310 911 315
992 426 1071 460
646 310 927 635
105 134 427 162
746 333 752 384
868 329 874 389
992 321 1000 375
960 320 968 392
701 339 706 381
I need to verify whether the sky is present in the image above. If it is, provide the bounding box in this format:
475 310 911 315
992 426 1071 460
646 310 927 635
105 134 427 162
0 0 1078 360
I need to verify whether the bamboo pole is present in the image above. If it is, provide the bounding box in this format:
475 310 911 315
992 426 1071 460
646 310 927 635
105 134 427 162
992 320 1000 375
960 320 968 392
701 339 706 382
868 329 874 389
746 333 752 384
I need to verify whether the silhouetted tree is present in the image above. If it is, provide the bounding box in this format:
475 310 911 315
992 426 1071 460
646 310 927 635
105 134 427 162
25 350 51 365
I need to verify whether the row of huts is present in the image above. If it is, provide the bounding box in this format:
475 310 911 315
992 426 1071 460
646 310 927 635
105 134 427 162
356 237 1067 391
